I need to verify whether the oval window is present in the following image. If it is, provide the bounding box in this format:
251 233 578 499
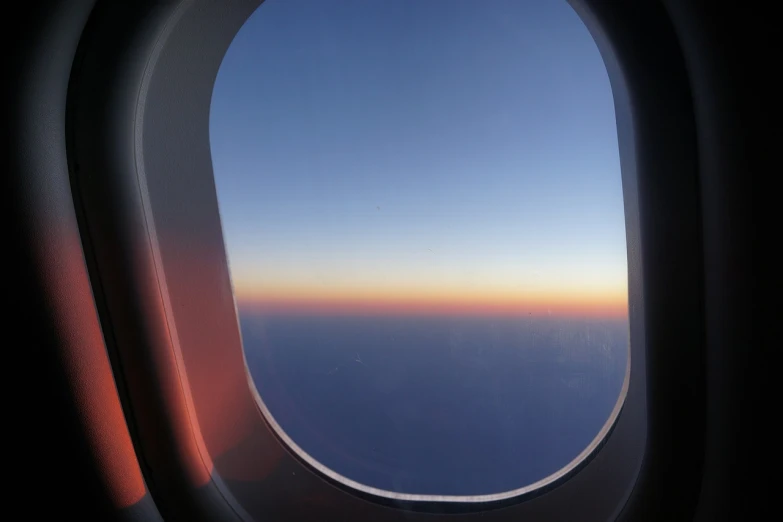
211 0 628 496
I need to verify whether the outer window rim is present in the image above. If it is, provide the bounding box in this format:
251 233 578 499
68 0 707 518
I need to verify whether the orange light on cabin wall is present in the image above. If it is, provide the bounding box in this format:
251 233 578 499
43 230 149 508
157 245 287 483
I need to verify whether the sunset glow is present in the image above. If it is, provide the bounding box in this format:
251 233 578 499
234 280 627 318
237 296 626 319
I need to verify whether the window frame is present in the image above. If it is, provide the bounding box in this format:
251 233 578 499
67 0 706 520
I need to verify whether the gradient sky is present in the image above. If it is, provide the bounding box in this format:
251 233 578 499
210 0 627 316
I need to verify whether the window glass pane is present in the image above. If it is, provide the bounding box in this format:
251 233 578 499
211 0 628 496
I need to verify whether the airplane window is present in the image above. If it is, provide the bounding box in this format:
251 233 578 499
210 0 628 496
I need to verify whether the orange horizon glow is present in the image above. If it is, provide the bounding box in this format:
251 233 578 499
235 288 628 319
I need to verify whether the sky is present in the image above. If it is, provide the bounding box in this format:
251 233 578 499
210 0 627 317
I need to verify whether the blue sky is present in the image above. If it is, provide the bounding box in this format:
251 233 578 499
210 0 626 315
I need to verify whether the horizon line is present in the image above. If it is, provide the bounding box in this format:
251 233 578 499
235 296 628 319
